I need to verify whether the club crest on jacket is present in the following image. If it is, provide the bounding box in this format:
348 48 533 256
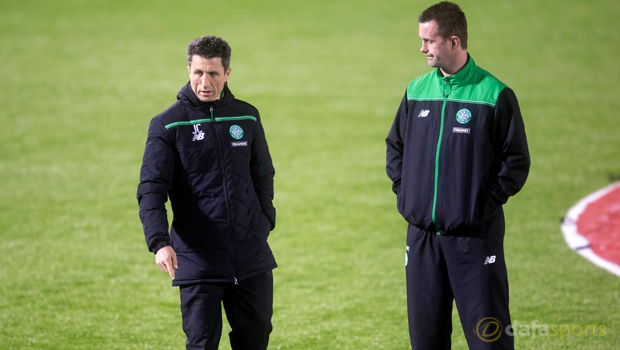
456 109 472 124
230 125 244 140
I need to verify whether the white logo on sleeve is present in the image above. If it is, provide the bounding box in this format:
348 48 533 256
484 256 496 265
405 245 410 266
418 110 430 118
192 124 204 141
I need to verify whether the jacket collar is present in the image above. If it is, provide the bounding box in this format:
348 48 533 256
177 82 235 110
436 54 475 87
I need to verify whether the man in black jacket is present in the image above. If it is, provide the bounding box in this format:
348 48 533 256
137 36 276 350
386 2 530 350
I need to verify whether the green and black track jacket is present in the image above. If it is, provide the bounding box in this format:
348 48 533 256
386 56 530 234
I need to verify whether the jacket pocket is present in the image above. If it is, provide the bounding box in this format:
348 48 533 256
171 221 228 253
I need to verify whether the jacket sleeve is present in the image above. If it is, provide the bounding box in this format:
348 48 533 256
137 117 175 253
490 88 531 205
250 113 276 230
386 91 410 194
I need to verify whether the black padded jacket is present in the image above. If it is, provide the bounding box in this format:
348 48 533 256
137 82 276 286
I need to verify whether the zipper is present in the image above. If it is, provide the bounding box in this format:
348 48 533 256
210 105 239 284
432 80 449 235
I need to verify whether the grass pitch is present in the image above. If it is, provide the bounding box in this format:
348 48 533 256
1 0 619 349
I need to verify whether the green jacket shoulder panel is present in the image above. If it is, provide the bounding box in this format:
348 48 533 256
406 70 442 101
405 56 508 107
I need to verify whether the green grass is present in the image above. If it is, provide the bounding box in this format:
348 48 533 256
1 0 619 349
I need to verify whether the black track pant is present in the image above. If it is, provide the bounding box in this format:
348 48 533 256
179 271 273 350
405 212 514 350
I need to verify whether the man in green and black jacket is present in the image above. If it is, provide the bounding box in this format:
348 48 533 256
386 2 530 349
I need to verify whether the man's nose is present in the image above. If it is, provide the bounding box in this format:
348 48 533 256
420 43 427 53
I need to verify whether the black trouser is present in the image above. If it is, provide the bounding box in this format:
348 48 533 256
179 271 273 350
405 212 514 350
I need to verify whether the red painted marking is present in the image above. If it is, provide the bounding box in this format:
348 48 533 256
576 186 620 265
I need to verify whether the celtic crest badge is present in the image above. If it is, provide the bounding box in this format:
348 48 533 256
229 125 244 140
456 109 472 124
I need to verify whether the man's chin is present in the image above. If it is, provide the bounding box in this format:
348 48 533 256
196 94 216 103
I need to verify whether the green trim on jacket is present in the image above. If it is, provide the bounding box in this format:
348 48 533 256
406 56 507 108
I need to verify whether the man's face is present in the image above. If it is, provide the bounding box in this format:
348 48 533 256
187 55 231 103
419 20 453 70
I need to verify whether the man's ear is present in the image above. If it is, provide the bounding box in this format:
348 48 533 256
449 36 461 50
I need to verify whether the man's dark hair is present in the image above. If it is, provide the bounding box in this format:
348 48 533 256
187 36 232 71
418 2 468 49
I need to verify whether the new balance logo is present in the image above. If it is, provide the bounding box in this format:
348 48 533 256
484 256 496 265
418 110 430 118
192 124 204 141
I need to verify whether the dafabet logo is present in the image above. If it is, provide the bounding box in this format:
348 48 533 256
476 317 502 342
476 318 607 342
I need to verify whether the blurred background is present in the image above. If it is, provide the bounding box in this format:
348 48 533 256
0 0 619 348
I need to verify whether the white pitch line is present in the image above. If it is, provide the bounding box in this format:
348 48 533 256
560 182 620 277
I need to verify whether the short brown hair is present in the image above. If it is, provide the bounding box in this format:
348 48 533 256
418 2 468 49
